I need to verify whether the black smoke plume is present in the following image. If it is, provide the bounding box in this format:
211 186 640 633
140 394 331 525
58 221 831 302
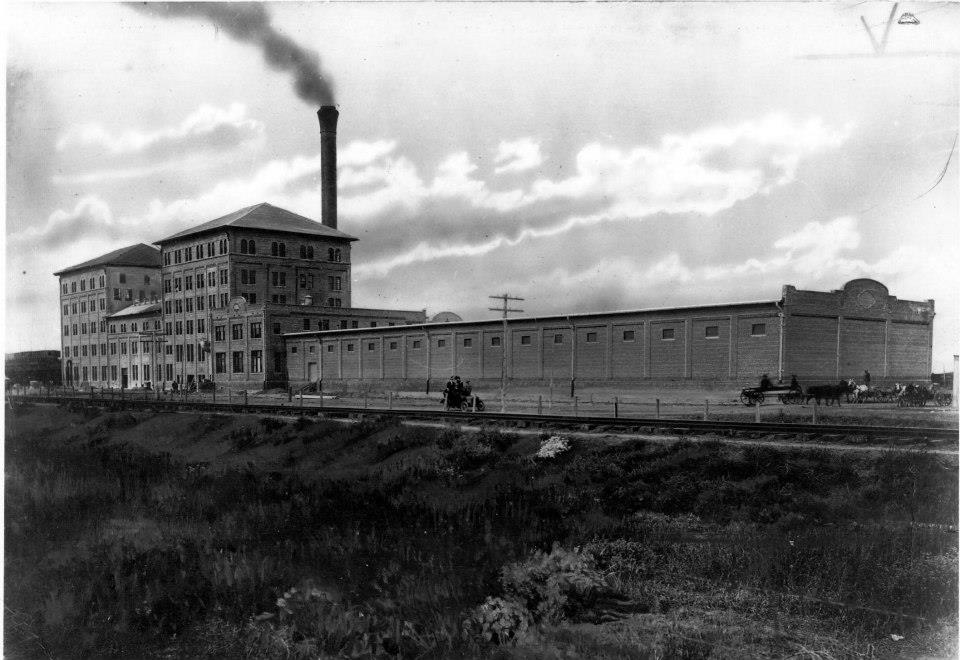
134 2 334 104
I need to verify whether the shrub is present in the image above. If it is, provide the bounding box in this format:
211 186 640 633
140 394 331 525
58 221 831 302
463 596 532 645
536 435 571 459
498 545 632 624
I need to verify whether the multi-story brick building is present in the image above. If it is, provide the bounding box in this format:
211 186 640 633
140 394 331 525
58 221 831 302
152 202 425 389
103 302 164 388
54 243 162 386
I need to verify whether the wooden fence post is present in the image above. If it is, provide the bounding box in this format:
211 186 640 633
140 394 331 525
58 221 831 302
538 395 543 416
614 396 619 418
755 400 761 422
573 396 578 417
656 398 660 419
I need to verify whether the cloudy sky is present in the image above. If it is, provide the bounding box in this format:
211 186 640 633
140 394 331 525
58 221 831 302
6 2 959 369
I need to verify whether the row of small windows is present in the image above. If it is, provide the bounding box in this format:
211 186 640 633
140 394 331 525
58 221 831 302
311 324 769 351
68 364 153 383
164 240 228 265
164 270 228 293
62 274 147 294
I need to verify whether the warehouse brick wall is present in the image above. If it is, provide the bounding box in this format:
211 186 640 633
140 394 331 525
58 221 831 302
284 279 934 390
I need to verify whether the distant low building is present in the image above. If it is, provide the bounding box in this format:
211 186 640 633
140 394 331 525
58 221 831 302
6 350 62 386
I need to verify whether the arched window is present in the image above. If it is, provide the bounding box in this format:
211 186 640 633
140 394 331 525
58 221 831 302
248 239 256 254
328 248 335 261
334 249 342 262
279 243 286 257
271 242 278 256
240 239 248 253
300 245 306 258
307 246 314 258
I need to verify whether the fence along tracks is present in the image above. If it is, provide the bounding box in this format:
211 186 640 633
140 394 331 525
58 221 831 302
8 393 958 441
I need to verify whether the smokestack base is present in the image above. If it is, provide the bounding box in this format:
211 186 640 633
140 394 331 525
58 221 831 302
318 105 338 229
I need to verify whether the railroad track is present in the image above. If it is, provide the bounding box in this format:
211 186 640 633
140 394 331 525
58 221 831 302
8 394 958 441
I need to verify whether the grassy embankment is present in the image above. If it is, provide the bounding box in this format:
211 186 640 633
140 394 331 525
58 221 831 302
5 402 957 659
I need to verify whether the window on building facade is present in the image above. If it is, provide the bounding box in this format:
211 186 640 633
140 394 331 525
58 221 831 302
220 270 228 285
186 344 194 362
71 282 77 293
389 341 398 350
186 298 193 312
623 330 635 341
125 289 133 301
80 301 86 313
174 278 182 292
111 366 118 380
175 250 182 264
232 324 243 340
661 328 675 340
491 336 502 346
197 319 205 334
272 323 281 335
175 321 183 335
144 365 150 381
165 322 172 335
164 279 171 293
554 334 564 344
91 344 97 356
131 341 137 354
197 273 204 288
232 351 244 373
114 288 120 300
81 345 87 357
185 275 193 290
250 350 262 373
250 322 262 338
215 353 226 373
99 275 105 287
241 270 248 285
175 300 183 313
119 273 126 284
302 318 310 330
586 332 598 343
346 343 354 352
144 275 151 285
751 323 766 337
102 366 108 381
175 345 184 361
241 239 248 254
520 335 531 345
186 320 194 335
437 338 446 347
412 340 421 349
209 295 216 309
120 342 127 355
80 279 86 292
704 325 720 339
197 296 204 311
100 298 105 310
367 342 375 351
351 321 358 328
327 345 334 352
339 320 348 329
164 252 171 266
165 364 173 380
220 293 229 307
248 239 256 254
321 320 330 330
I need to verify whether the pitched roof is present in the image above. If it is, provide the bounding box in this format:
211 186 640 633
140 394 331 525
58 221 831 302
106 301 162 319
53 243 161 276
154 202 357 244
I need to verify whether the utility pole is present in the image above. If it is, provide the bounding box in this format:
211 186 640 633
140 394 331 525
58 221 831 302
488 293 524 412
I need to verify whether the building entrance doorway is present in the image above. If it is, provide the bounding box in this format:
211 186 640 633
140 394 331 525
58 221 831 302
121 368 128 389
307 362 318 382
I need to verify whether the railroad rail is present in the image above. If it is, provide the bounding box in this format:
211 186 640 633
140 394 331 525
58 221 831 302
8 393 958 441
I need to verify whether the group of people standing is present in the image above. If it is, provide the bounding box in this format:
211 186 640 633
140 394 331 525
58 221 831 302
443 376 472 409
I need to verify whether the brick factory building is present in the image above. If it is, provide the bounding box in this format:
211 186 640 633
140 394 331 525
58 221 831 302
284 278 934 390
52 105 936 392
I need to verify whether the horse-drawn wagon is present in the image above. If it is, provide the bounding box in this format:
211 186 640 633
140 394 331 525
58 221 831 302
739 383 803 406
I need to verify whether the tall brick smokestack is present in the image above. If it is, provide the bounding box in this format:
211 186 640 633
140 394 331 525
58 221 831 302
317 106 339 230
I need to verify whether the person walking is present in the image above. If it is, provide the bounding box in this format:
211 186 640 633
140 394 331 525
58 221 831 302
863 369 871 389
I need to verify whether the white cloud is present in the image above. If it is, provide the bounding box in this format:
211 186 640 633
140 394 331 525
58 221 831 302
494 138 543 174
347 114 850 275
56 102 264 156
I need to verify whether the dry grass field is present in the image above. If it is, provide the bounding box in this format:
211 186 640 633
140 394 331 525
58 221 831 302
5 402 957 658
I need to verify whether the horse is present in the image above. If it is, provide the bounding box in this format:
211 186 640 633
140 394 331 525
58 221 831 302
805 380 855 406
846 379 870 403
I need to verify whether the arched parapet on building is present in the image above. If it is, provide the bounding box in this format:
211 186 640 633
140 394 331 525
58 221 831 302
781 279 934 384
